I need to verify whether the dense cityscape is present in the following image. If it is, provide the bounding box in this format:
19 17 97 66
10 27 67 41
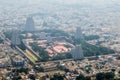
0 0 120 80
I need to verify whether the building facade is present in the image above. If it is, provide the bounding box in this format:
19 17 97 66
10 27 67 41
75 27 83 40
25 17 35 32
11 30 21 46
71 45 84 60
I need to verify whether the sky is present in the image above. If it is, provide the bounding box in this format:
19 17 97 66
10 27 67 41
0 0 120 29
0 0 119 5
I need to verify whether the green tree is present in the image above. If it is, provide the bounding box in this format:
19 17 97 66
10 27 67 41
85 76 91 80
111 69 116 73
84 35 100 41
105 72 115 80
76 74 85 80
50 74 64 80
30 43 49 61
96 73 105 80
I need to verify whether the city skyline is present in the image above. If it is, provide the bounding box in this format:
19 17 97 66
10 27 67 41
0 0 120 80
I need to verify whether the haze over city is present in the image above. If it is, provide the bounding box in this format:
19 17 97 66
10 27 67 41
0 0 120 80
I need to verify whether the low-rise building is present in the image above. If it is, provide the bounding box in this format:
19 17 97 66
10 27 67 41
12 55 24 67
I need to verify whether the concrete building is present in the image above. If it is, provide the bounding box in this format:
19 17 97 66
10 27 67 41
71 45 84 60
11 30 21 46
0 52 11 68
25 17 35 32
12 55 24 67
